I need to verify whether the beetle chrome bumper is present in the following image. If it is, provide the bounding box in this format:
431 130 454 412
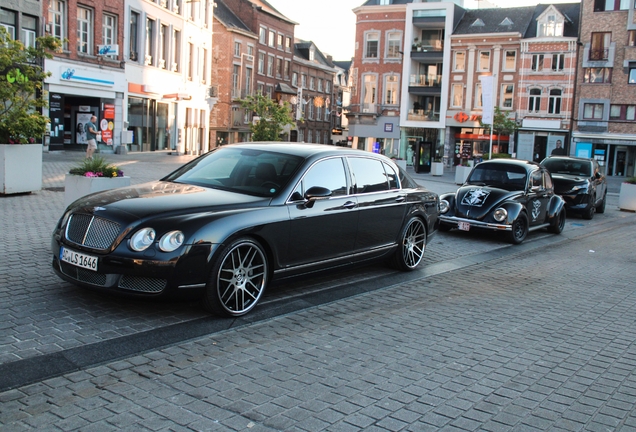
439 215 512 231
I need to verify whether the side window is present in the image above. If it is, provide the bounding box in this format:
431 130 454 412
383 162 399 189
543 171 553 190
531 171 543 189
296 158 348 197
348 158 389 194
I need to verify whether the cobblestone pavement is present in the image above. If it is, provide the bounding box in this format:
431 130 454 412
1 150 635 430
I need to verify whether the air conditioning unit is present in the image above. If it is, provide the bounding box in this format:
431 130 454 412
208 86 218 97
144 55 152 65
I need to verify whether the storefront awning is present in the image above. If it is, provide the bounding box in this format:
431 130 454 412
275 83 297 95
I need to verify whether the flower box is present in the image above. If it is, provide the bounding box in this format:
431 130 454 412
618 182 636 212
0 144 43 195
455 165 471 185
64 174 131 207
431 162 444 176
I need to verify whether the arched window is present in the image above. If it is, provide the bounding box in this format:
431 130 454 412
528 88 542 112
548 89 562 114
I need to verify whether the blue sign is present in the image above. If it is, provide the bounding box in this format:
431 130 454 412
576 142 593 158
384 123 393 133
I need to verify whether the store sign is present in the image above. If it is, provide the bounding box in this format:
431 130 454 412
455 133 509 141
454 112 482 123
97 44 119 56
101 103 115 145
384 123 394 132
59 66 115 87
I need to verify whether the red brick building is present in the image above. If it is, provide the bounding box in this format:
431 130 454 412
572 0 636 177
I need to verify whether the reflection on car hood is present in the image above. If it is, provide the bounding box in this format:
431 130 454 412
550 174 589 193
455 186 522 220
67 181 269 220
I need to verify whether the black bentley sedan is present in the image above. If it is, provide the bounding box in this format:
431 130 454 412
540 156 607 220
52 144 439 317
438 159 566 244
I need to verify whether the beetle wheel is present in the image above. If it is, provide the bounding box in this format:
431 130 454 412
203 237 268 317
548 209 565 234
390 217 427 271
508 213 528 245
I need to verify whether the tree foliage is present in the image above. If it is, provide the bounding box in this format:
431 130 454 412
479 106 519 159
0 28 61 143
238 93 295 142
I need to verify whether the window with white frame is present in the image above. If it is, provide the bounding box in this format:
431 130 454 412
365 31 379 58
173 0 181 15
277 33 283 49
267 54 274 76
232 65 239 98
310 77 315 90
159 24 169 68
451 83 463 108
234 42 240 57
49 1 65 44
584 67 611 83
386 31 401 59
384 75 398 105
102 14 117 58
317 106 322 122
538 14 563 37
308 100 314 120
315 130 320 143
318 79 323 92
187 42 194 80
479 51 490 71
145 18 155 65
286 36 291 52
503 50 516 71
528 88 541 112
500 84 514 109
362 74 377 110
552 53 565 71
129 11 139 61
292 72 298 86
309 47 315 61
301 74 307 88
284 60 290 79
531 54 544 71
454 51 465 71
201 48 208 84
0 8 16 39
276 58 282 77
268 30 275 47
77 7 92 54
257 52 264 74
245 67 252 95
21 14 37 48
259 27 266 44
326 81 331 94
474 82 482 108
548 89 562 114
248 45 253 57
583 103 604 119
172 29 180 72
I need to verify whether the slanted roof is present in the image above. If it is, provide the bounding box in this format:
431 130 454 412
454 6 536 35
525 3 580 38
214 0 253 34
294 39 334 68
248 0 298 25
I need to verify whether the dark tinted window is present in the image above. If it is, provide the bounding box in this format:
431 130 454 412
532 171 543 188
383 162 399 190
542 158 592 177
467 163 527 191
348 157 389 194
299 157 348 196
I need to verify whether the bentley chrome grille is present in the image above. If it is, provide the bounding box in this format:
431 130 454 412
60 262 108 286
66 214 121 250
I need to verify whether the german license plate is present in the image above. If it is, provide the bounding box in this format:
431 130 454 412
458 222 470 231
60 247 98 271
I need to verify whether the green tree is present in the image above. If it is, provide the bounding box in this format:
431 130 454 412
480 106 518 159
238 93 295 142
0 27 61 143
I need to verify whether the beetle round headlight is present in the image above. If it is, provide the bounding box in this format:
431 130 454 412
158 230 185 252
439 199 450 214
130 228 156 251
493 208 508 222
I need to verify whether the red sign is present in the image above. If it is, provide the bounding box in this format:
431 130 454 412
103 103 115 120
453 112 482 123
455 133 509 141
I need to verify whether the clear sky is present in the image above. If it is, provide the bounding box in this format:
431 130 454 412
267 0 577 61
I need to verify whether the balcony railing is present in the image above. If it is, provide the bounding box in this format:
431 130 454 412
409 74 442 87
589 48 609 61
412 40 443 52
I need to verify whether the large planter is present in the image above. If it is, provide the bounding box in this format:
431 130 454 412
455 165 472 185
431 162 444 176
0 144 43 195
618 182 636 212
395 159 407 171
64 174 131 207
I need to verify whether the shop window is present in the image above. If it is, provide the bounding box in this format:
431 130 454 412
548 89 562 114
365 31 379 59
77 7 93 54
584 67 611 83
454 51 465 72
528 88 541 112
583 103 604 120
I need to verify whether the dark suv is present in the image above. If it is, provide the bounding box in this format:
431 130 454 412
541 156 607 219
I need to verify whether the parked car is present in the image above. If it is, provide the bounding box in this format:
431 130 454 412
51 143 439 317
540 156 607 219
438 159 566 244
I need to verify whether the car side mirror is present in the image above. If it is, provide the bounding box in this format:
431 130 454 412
595 172 602 179
305 186 332 200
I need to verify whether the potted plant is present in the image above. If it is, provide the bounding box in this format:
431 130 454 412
64 156 131 207
618 176 636 212
0 28 61 195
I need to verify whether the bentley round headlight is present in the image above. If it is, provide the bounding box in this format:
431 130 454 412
130 228 156 251
158 230 185 252
439 199 450 214
493 208 508 222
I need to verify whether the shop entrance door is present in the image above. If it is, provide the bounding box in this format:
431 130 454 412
614 148 627 176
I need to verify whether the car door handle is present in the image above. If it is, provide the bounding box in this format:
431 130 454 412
343 201 356 209
395 196 406 203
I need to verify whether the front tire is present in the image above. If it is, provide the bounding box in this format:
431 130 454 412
390 217 427 271
508 213 528 245
582 200 595 220
203 237 268 317
596 193 607 214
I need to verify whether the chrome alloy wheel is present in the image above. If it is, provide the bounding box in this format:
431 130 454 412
401 218 427 269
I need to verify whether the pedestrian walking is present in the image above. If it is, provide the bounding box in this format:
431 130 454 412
85 115 98 159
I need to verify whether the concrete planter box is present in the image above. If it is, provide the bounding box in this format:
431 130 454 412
64 174 131 207
431 162 444 176
618 182 636 212
455 165 471 185
0 144 43 195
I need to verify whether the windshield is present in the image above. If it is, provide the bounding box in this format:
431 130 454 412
162 147 304 197
466 164 527 191
542 158 591 177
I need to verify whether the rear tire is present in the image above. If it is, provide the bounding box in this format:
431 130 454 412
203 237 268 317
390 217 427 271
548 208 566 234
508 213 528 245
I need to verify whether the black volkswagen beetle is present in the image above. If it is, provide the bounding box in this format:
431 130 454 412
540 156 607 219
438 159 566 244
52 143 439 317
